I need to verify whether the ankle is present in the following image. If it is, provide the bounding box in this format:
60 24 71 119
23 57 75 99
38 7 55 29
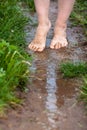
38 19 51 27
55 21 67 29
54 22 67 37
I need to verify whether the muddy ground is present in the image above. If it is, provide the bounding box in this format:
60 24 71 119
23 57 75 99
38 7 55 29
0 1 87 130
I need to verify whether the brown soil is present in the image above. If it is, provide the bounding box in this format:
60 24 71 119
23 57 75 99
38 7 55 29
0 1 87 130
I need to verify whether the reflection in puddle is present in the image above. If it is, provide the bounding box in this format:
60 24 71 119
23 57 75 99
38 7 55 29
46 62 58 128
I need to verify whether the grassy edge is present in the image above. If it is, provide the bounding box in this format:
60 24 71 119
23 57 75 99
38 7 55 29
60 61 87 106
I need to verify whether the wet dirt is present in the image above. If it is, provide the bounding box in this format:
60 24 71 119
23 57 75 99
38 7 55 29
0 1 87 130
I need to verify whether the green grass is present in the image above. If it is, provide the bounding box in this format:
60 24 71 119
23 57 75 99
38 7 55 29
0 40 31 114
71 0 87 36
21 0 35 12
80 76 87 105
60 62 87 78
0 0 33 115
0 0 29 47
60 61 87 106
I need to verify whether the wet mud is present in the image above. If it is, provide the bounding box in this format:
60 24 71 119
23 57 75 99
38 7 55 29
0 1 87 130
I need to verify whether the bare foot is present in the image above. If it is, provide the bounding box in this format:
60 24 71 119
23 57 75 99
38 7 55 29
28 21 51 52
50 26 68 49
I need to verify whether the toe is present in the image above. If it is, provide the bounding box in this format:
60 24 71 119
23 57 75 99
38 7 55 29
55 43 60 49
32 46 37 51
37 46 44 52
50 45 54 49
28 43 31 49
28 42 33 49
59 43 62 48
65 41 68 46
50 41 56 49
31 45 36 51
59 43 64 48
62 41 68 48
37 48 43 52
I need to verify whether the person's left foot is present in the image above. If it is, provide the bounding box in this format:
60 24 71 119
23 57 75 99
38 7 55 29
28 20 51 52
50 26 68 49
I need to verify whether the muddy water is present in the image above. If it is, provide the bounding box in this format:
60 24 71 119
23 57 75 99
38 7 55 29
27 47 87 130
0 1 87 130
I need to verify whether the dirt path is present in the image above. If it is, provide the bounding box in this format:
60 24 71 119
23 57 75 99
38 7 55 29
0 1 87 130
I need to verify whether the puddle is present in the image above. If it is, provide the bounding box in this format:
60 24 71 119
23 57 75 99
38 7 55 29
29 47 87 130
0 1 87 130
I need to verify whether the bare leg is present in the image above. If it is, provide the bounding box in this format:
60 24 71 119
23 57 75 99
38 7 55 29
50 0 75 49
28 0 51 52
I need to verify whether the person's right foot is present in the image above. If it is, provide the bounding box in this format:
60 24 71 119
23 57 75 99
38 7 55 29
28 21 51 52
50 25 68 49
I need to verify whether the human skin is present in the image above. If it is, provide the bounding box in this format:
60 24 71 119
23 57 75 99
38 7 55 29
28 0 75 52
